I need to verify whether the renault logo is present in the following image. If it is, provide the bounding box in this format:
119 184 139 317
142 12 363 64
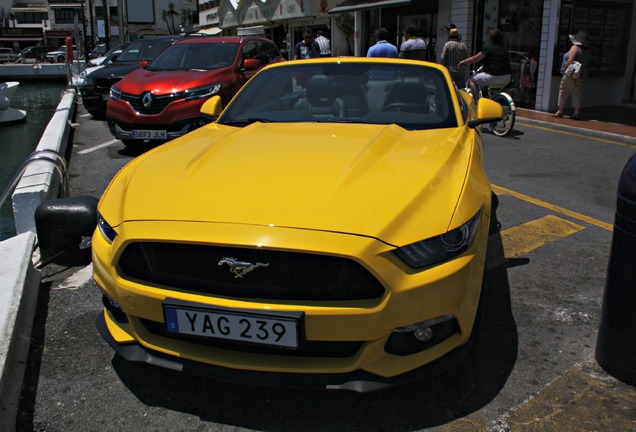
218 257 269 278
141 92 153 108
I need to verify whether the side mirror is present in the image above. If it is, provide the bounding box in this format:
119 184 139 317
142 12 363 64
139 60 149 68
467 98 504 128
242 58 261 71
200 95 223 120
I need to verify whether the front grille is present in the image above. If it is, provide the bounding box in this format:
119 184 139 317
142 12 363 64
120 92 179 115
140 318 363 358
118 242 386 302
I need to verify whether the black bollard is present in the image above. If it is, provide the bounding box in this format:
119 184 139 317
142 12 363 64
34 196 99 267
596 152 636 386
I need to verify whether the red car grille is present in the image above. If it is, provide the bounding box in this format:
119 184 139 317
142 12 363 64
119 92 178 115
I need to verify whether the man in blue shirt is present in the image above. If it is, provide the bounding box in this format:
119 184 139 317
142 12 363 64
367 28 398 58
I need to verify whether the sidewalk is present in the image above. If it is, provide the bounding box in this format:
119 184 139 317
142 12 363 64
516 105 636 141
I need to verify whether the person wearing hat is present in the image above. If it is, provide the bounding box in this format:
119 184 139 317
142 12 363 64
440 27 468 88
553 30 589 120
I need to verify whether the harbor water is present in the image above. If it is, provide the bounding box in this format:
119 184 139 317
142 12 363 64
0 80 67 241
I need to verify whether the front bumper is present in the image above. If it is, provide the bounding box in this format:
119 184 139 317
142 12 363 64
92 217 489 387
108 118 200 142
96 310 477 392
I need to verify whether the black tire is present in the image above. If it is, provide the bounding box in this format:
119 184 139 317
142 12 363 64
57 55 65 63
490 92 516 137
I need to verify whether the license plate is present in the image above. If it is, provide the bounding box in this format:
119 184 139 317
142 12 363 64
132 129 167 140
163 301 303 349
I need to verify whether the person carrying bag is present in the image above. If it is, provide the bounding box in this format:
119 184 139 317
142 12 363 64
553 31 589 120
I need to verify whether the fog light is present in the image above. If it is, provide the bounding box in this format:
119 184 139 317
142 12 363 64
101 294 128 323
385 314 460 356
414 326 434 342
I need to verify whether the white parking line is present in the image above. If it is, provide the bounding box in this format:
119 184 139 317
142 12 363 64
78 139 120 155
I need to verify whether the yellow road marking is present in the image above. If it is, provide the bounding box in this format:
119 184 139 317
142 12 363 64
500 215 585 258
517 121 636 149
487 215 585 269
492 184 613 231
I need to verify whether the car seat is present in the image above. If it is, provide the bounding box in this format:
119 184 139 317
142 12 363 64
382 77 430 113
294 75 346 119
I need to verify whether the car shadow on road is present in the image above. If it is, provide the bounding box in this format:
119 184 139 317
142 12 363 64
110 196 520 431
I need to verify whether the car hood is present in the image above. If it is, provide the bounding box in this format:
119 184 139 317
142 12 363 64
100 122 483 246
115 68 230 94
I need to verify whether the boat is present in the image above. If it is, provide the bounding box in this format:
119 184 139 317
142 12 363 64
0 82 27 125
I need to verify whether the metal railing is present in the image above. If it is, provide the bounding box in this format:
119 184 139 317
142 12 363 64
0 149 68 213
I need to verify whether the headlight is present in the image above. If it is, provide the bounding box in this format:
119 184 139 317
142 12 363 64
97 213 118 243
394 210 482 269
110 85 122 101
184 83 221 100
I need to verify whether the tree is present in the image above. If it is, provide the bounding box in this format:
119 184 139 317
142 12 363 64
160 2 180 35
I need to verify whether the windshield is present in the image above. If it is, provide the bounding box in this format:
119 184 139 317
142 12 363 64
147 42 239 71
218 62 457 130
117 38 176 62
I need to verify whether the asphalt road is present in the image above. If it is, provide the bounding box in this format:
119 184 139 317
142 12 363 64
16 106 636 431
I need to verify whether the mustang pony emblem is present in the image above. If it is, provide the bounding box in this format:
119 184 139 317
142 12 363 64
218 257 269 278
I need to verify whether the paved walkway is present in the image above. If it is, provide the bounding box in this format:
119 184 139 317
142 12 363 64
517 105 636 140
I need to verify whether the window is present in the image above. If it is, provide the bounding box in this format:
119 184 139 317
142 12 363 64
54 9 83 24
555 1 632 76
15 12 48 24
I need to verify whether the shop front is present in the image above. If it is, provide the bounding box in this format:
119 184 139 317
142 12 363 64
222 0 333 59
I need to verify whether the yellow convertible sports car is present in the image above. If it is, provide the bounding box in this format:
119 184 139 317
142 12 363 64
93 58 503 392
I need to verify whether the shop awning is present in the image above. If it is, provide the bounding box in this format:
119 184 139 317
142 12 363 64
328 0 411 14
197 27 223 36
237 26 265 36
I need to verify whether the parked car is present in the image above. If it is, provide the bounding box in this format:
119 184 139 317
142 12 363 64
107 36 283 147
78 35 184 118
92 57 504 392
46 45 80 63
0 47 16 63
87 48 123 67
88 43 121 59
15 45 50 63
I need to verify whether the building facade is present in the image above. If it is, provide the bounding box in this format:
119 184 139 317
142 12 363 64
0 0 196 53
208 0 636 114
0 0 633 113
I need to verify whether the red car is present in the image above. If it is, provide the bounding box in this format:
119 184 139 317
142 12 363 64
107 36 283 147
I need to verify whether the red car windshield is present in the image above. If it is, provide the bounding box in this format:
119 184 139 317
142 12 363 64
147 43 240 72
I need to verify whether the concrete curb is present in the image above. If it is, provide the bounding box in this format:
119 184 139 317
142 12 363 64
12 88 77 235
0 88 76 431
0 232 40 432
